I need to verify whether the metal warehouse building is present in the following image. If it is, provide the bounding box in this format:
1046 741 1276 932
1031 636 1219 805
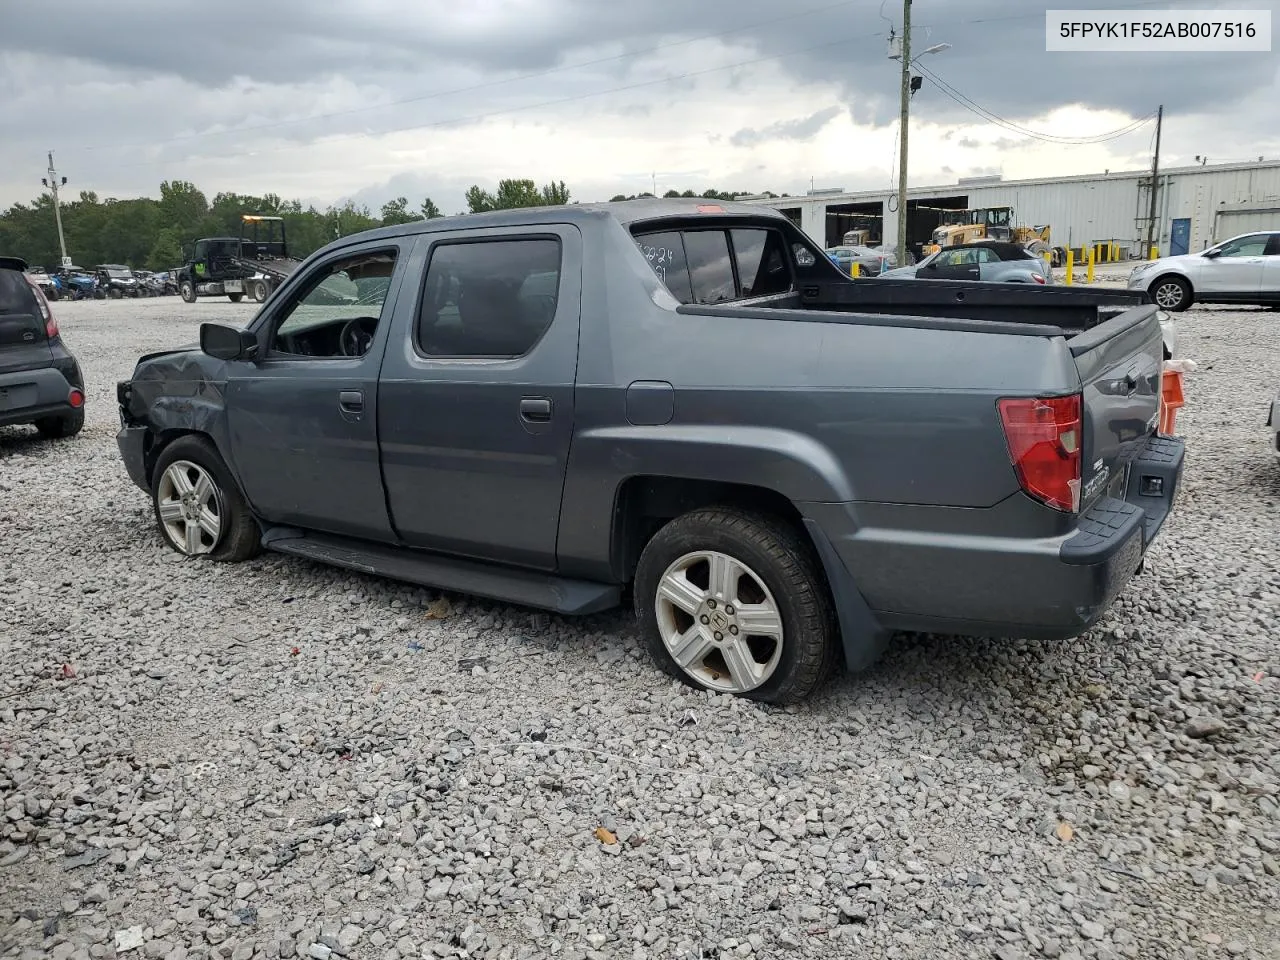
743 159 1280 261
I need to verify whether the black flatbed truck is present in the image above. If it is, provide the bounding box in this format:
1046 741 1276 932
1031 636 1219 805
177 215 301 304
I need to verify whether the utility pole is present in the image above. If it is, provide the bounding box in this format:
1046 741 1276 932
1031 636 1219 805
1144 105 1163 259
895 0 912 267
41 151 70 266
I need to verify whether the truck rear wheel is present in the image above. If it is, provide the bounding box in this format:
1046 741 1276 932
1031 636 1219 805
249 281 268 303
633 506 838 705
179 281 196 303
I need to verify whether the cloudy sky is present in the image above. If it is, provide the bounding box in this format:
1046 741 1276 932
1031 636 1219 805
2 0 1277 215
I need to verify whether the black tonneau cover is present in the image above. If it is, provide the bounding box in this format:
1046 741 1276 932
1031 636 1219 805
803 277 1149 331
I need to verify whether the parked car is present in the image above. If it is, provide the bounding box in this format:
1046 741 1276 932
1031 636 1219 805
826 245 897 277
94 264 142 299
878 240 1054 284
0 256 86 439
145 270 177 296
116 199 1183 705
1127 231 1280 311
25 266 59 301
52 265 98 300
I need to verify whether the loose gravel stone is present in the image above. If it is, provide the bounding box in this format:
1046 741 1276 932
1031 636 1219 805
1 296 1278 960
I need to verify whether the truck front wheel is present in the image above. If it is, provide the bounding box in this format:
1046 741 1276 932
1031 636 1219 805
179 280 197 303
634 506 838 705
151 435 261 563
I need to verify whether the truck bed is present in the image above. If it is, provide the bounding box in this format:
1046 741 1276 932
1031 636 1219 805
687 278 1148 337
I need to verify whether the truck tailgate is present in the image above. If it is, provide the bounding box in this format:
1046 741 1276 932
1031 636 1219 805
1068 305 1165 510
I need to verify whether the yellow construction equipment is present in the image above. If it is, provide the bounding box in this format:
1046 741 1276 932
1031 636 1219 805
922 206 1053 262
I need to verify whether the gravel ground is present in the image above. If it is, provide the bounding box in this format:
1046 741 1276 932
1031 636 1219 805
2 297 1278 960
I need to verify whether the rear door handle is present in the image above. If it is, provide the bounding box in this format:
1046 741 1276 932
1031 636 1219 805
339 390 364 413
520 397 552 422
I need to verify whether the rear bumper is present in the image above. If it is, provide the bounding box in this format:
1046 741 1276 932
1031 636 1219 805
117 424 151 491
805 434 1186 641
0 366 80 428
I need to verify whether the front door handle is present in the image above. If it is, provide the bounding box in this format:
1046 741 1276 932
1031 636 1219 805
520 397 552 422
338 390 364 413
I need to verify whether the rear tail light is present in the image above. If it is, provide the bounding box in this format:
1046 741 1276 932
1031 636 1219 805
1031 274 1047 284
25 274 58 337
997 394 1082 512
68 389 84 408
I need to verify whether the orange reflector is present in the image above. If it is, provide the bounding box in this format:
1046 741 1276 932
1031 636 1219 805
1158 369 1184 436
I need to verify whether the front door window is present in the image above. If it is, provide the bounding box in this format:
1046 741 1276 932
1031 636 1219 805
269 251 397 358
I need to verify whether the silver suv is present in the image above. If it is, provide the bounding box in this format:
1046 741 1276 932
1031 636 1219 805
1128 231 1280 311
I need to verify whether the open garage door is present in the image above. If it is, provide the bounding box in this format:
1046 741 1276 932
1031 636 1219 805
825 202 884 248
905 195 968 261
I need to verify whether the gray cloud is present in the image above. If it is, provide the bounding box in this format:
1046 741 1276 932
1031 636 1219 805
730 106 841 147
0 0 1276 211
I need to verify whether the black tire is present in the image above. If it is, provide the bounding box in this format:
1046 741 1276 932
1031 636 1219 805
250 281 268 303
108 286 122 299
227 293 244 303
150 434 261 563
34 408 84 440
179 281 197 303
46 287 59 302
1150 275 1192 312
633 506 839 705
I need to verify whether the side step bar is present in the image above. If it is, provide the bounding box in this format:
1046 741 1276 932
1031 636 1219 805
261 527 621 616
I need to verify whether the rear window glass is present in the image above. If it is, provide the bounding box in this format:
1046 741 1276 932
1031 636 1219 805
731 228 792 297
0 270 39 315
683 230 736 304
634 226 794 305
635 231 692 303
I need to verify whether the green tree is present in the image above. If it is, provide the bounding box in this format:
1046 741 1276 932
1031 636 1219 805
465 178 570 214
420 197 444 219
148 227 184 269
158 180 208 231
379 196 418 225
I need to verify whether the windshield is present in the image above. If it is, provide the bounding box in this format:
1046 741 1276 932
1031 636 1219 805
106 268 132 278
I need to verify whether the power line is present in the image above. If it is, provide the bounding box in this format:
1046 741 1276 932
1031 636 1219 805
915 64 1156 144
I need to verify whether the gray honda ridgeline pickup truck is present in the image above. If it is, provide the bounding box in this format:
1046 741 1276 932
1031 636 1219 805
116 199 1184 704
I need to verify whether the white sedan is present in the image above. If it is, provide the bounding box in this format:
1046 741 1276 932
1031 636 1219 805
1127 231 1280 311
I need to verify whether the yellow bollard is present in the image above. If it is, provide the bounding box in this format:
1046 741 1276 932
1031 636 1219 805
1065 249 1074 285
850 262 860 278
1087 247 1095 284
1149 245 1158 260
1042 251 1052 269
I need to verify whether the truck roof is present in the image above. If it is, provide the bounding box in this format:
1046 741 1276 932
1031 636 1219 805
333 198 790 248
